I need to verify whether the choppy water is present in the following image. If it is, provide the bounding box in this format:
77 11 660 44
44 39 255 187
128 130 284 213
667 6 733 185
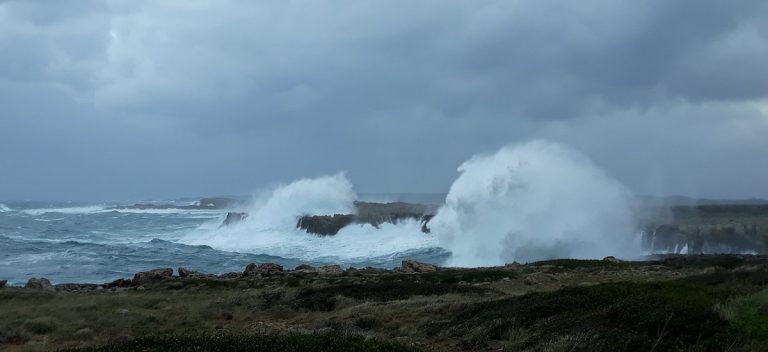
0 201 448 286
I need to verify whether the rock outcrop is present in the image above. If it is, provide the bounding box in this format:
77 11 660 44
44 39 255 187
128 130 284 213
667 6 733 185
317 265 343 275
220 212 248 227
243 263 284 278
132 268 173 285
0 280 7 288
178 267 214 278
25 278 55 291
399 260 438 273
297 214 355 235
640 204 768 254
296 201 437 235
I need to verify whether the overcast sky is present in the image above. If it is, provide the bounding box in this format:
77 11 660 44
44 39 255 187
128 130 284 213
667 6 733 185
1 0 767 201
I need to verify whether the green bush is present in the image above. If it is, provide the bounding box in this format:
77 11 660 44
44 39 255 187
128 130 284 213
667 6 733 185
434 281 739 351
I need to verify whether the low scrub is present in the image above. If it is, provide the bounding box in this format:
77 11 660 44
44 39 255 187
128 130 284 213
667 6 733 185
65 333 426 352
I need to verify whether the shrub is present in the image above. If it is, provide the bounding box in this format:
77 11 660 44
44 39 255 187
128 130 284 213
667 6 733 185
64 333 426 352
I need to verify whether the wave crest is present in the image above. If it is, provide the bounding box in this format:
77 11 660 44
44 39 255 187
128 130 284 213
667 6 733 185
431 140 640 266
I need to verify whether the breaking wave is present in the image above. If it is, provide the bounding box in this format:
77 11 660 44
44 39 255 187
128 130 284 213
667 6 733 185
181 173 440 263
430 140 640 266
182 140 640 267
0 203 11 212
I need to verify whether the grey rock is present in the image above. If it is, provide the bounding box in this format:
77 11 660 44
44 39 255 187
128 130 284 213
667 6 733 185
400 260 438 273
178 267 215 278
317 265 343 275
243 263 284 278
25 277 55 291
220 212 248 227
106 278 133 288
132 268 173 285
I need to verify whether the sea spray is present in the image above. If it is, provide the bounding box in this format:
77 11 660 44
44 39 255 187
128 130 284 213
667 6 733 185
430 140 640 266
0 203 11 212
182 173 441 262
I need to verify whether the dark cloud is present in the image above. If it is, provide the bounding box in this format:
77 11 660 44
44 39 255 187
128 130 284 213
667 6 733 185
1 0 767 200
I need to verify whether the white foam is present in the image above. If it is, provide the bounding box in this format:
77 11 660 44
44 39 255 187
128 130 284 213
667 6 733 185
107 208 224 216
0 203 11 212
21 205 224 217
181 173 437 262
22 205 107 216
430 140 641 266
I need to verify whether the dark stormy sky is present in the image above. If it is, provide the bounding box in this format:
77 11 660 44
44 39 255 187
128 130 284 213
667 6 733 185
1 0 767 201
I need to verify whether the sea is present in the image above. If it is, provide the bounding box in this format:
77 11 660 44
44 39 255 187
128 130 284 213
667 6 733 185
1 141 648 286
0 199 448 286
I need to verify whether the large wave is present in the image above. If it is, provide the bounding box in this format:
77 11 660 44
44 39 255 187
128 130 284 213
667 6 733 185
430 140 640 266
0 203 11 212
181 173 439 263
181 141 640 267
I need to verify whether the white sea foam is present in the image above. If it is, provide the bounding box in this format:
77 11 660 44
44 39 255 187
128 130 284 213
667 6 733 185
21 205 224 217
430 140 640 266
181 173 438 262
22 206 107 216
0 203 11 212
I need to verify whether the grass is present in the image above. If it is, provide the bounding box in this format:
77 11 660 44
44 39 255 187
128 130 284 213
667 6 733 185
5 259 768 351
64 333 426 352
426 271 768 351
295 282 491 311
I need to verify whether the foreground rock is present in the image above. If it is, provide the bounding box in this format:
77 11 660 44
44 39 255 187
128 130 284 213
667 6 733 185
25 278 55 291
178 267 215 278
243 263 284 278
0 280 6 288
132 268 173 285
399 260 438 273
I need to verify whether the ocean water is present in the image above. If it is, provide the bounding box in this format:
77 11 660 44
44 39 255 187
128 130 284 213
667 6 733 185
0 201 448 286
0 140 644 286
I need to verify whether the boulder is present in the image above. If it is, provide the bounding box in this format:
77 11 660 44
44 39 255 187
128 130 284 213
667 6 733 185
317 265 343 275
400 260 438 273
132 268 173 285
0 279 6 288
603 256 621 263
294 264 316 271
178 267 214 278
297 214 356 235
218 272 242 279
220 212 248 227
243 263 284 278
106 278 133 288
25 277 55 291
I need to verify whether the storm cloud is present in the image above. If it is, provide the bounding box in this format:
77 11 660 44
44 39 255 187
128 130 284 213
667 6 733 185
1 0 767 200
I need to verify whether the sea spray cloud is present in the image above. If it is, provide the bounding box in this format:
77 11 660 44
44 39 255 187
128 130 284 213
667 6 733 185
430 140 640 266
243 173 358 229
181 173 442 262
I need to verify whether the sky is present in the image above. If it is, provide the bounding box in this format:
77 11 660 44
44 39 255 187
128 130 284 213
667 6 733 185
1 0 767 201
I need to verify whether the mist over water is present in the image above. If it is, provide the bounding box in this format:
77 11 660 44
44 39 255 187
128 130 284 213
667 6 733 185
181 174 442 263
431 140 640 266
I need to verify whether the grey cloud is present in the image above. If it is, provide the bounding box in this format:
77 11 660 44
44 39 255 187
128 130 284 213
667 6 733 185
1 0 767 200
